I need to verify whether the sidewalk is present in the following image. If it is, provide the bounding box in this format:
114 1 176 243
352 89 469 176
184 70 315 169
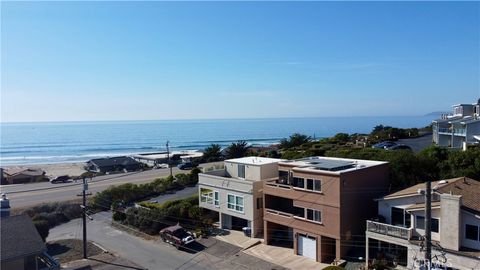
212 229 262 249
244 243 329 270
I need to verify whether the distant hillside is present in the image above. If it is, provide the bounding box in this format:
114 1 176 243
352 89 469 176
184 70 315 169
424 111 449 117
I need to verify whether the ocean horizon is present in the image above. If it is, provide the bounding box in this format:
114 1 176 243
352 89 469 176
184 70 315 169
0 116 434 165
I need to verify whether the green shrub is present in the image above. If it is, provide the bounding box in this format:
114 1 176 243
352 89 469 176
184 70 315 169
112 211 127 222
33 220 49 242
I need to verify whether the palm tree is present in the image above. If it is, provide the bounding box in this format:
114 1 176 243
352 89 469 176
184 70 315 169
225 141 249 159
203 144 222 162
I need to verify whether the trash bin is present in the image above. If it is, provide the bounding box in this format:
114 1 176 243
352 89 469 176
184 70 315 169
242 227 251 237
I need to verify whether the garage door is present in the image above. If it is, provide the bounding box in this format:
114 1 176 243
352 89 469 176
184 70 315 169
297 235 316 260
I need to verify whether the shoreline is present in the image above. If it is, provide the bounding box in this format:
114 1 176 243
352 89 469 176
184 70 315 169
3 162 87 178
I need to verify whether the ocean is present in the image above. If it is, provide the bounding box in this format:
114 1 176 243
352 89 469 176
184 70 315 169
0 116 434 165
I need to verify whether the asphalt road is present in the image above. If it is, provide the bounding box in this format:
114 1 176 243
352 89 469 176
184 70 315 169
48 212 211 270
1 165 211 209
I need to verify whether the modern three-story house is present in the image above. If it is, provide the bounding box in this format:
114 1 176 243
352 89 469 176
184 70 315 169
432 99 480 149
262 157 389 264
365 177 480 269
198 157 283 238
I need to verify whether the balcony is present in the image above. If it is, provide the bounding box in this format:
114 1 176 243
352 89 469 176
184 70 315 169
366 220 412 240
453 128 466 136
438 128 451 134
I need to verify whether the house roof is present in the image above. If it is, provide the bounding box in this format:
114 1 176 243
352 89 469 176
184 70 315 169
2 167 45 177
384 177 480 214
1 214 46 262
88 156 140 167
226 156 283 166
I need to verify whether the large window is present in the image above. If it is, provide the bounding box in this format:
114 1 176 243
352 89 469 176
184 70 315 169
305 179 321 192
214 191 219 207
306 209 322 223
465 224 479 241
279 171 289 182
294 207 322 223
238 164 245 178
416 216 439 233
293 177 304 188
201 188 214 204
227 194 244 213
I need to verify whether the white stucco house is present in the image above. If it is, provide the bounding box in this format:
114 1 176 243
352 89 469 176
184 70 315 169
365 177 480 270
198 156 283 238
432 99 480 149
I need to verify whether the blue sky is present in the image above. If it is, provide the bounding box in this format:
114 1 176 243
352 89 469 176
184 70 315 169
1 1 479 122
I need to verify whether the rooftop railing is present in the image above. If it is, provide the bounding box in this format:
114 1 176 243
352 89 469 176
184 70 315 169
366 220 412 240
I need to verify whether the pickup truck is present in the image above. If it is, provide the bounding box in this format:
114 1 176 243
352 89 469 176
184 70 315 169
159 224 195 249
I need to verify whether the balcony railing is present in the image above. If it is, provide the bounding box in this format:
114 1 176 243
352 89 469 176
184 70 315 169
265 208 294 218
453 128 466 136
265 179 293 190
438 128 450 133
366 220 412 240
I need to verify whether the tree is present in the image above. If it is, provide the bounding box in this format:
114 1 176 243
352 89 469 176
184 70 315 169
203 144 223 162
225 141 249 159
33 220 49 242
279 133 311 149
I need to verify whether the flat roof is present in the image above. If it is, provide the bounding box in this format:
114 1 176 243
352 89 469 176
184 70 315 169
279 156 387 173
226 156 283 166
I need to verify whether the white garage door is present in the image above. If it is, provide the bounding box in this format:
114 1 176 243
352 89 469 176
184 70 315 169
297 235 316 260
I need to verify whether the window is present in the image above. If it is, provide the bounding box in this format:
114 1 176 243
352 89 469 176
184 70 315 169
279 171 289 182
306 209 322 223
305 179 321 192
431 218 439 233
214 191 219 207
391 207 406 227
307 179 313 190
416 216 439 233
313 179 321 191
293 177 304 188
256 197 263 209
238 164 245 178
201 188 214 204
227 194 244 213
416 216 425 230
465 224 479 241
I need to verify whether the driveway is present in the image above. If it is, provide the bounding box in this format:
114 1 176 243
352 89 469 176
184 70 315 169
48 211 287 270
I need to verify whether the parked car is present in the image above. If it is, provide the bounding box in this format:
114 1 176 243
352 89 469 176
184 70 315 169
49 175 70 183
154 163 169 169
386 144 412 151
160 224 195 249
177 162 197 170
371 141 397 149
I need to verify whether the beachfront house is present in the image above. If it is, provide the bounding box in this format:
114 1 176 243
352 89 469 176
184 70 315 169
263 157 389 265
198 157 283 238
365 177 480 269
432 99 480 149
86 156 142 173
0 168 46 185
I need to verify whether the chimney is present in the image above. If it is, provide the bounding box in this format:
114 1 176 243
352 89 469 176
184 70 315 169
440 193 462 251
0 193 11 217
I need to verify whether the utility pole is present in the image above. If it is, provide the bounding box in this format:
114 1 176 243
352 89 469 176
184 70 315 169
425 180 432 269
166 141 173 178
82 176 88 259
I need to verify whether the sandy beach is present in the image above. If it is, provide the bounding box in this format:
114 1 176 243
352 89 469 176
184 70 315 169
3 162 87 178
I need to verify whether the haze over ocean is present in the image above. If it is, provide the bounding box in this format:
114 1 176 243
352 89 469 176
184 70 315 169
1 116 433 165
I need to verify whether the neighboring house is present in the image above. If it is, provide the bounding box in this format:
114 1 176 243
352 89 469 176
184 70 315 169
86 156 142 173
198 156 283 238
432 99 480 149
263 157 389 264
365 177 480 270
1 167 46 185
1 214 59 270
131 150 203 167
